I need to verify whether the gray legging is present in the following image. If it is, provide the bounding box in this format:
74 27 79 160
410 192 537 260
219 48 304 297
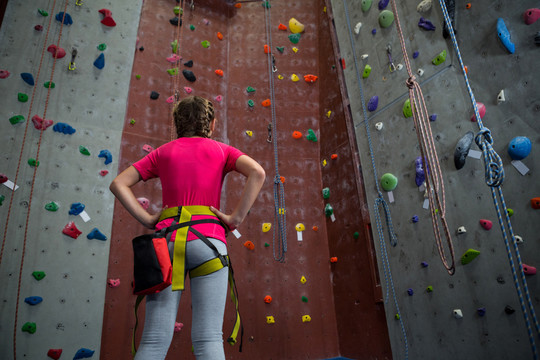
134 238 228 360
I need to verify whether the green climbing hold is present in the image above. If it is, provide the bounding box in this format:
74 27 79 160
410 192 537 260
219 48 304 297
201 40 210 48
28 158 39 167
173 6 182 15
97 43 107 51
246 86 256 93
276 46 285 54
378 10 395 28
288 33 301 44
264 242 270 247
325 204 334 217
38 9 48 16
130 118 136 125
380 173 398 191
301 296 308 303
18 93 29 102
9 115 25 125
247 99 255 108
79 146 90 156
135 74 141 79
45 202 59 212
262 1 271 8
461 249 480 265
32 271 46 280
403 99 413 118
0 195 5 206
322 187 330 199
361 0 372 12
306 129 318 142
22 322 36 334
395 314 400 320
363 64 372 78
171 40 178 53
353 231 360 239
507 208 514 217
432 50 447 65
426 285 434 292
190 24 195 31
44 81 55 89
167 68 179 76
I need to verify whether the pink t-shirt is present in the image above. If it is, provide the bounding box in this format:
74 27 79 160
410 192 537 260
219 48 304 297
133 137 244 244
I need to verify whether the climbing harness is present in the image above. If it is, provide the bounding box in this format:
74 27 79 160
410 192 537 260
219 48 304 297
436 1 540 358
342 1 408 358
132 206 243 355
390 0 456 276
263 0 287 262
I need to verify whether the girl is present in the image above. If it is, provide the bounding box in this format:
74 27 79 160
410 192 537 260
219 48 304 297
110 95 266 359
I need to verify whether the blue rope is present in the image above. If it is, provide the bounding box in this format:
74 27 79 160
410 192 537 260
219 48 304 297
343 1 407 358
263 0 286 262
437 1 540 359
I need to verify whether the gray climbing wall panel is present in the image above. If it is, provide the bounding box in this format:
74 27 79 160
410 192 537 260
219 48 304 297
330 0 540 359
0 1 142 359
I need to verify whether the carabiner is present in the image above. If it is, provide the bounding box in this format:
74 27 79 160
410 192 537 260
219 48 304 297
386 44 396 72
272 55 277 73
68 48 77 71
75 0 83 6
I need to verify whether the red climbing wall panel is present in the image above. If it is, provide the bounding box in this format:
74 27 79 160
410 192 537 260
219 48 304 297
101 0 391 359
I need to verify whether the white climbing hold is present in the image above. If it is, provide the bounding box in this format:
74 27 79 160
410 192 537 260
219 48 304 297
354 22 362 34
515 235 523 244
497 90 505 104
397 63 404 71
417 68 425 76
453 309 463 319
457 226 467 234
361 54 369 60
375 122 383 131
417 0 433 13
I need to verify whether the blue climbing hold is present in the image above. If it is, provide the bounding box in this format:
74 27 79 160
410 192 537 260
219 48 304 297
21 72 35 86
497 18 515 54
412 215 419 223
429 114 437 121
69 202 85 216
413 51 419 59
99 149 113 165
53 122 76 134
508 136 531 160
94 53 105 69
55 12 73 25
24 296 43 305
371 28 377 35
415 156 427 186
418 17 435 31
407 288 414 296
367 95 379 112
378 0 389 10
87 228 107 241
73 348 95 359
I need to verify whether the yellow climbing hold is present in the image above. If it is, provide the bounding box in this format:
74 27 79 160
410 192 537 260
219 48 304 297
266 316 275 324
322 159 327 167
291 74 300 82
246 130 253 137
278 74 284 80
295 223 305 231
302 315 311 323
326 111 332 118
288 18 305 34
262 223 271 232
300 276 307 284
292 47 299 53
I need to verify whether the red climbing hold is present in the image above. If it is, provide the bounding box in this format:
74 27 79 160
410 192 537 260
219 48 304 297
479 219 492 230
47 44 66 59
34 24 44 31
264 295 272 304
331 154 338 160
304 74 318 83
523 264 537 275
278 23 287 31
0 70 10 79
215 69 224 77
98 9 116 27
99 170 109 176
470 102 486 122
243 241 255 250
262 99 271 107
292 131 302 139
531 197 540 209
264 44 270 54
62 221 82 239
523 8 540 25
32 115 53 130
47 349 63 360
330 257 338 263
217 32 224 40
0 173 7 183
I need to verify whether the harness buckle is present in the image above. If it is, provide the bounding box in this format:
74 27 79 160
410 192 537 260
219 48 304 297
218 255 229 268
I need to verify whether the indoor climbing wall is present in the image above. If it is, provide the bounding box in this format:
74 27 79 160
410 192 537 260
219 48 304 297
330 0 540 359
0 1 142 359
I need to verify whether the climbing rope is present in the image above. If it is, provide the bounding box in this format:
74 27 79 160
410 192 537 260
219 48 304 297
436 1 540 358
170 0 185 141
389 0 456 275
263 0 286 262
342 1 407 358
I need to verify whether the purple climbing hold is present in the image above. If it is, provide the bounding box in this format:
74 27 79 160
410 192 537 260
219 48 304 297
93 53 105 69
69 202 85 216
407 288 414 296
367 95 379 112
371 28 377 35
415 156 427 186
418 17 436 31
477 307 486 317
429 114 437 121
413 51 419 59
99 149 113 165
87 228 107 241
21 72 35 86
412 215 419 223
421 261 429 268
378 0 389 10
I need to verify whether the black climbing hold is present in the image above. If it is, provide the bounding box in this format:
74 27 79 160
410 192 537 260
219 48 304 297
454 131 474 170
169 17 182 26
184 60 193 67
150 91 160 100
535 31 540 46
182 69 196 82
505 305 515 314
139 46 144 51
442 0 457 39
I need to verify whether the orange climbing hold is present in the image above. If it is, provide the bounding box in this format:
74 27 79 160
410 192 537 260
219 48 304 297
531 197 540 209
262 99 271 107
280 176 285 183
278 23 287 31
312 226 319 232
304 74 318 83
330 257 338 263
243 240 255 250
234 3 242 8
464 66 468 74
465 3 472 9
217 32 224 40
264 44 270 54
264 295 272 304
215 69 224 77
292 131 302 139
331 154 338 160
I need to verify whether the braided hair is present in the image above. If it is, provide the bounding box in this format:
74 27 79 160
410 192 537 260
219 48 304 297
172 95 215 138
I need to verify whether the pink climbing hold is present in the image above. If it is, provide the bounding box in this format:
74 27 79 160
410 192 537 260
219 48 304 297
174 322 184 332
166 54 182 63
62 221 82 239
184 86 193 94
32 115 53 130
522 264 537 275
479 219 492 230
137 197 150 210
143 144 154 153
470 102 486 122
47 349 63 360
47 44 66 59
215 95 223 102
99 9 116 27
0 70 10 79
523 8 540 25
166 95 175 103
107 278 121 287
0 173 7 183
99 170 109 176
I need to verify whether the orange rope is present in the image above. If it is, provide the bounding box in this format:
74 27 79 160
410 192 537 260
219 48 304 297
170 0 185 141
12 1 69 358
391 0 456 275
